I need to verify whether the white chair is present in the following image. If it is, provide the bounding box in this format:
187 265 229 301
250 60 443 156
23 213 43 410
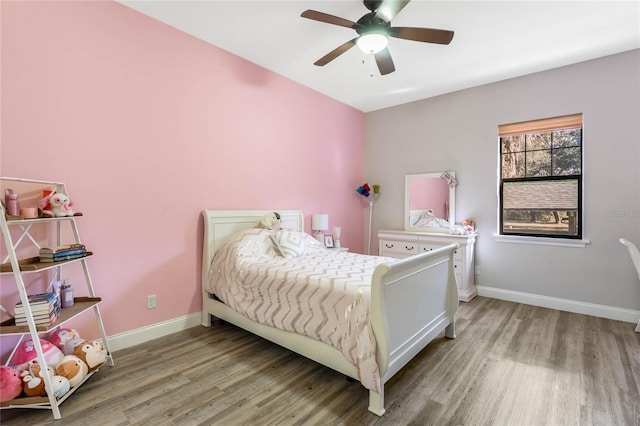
619 238 640 332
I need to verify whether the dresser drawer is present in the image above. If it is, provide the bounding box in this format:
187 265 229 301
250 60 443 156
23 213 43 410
380 240 418 256
418 243 440 253
420 243 463 261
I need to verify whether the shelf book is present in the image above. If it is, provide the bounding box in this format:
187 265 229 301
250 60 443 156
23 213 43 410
39 252 87 263
39 244 87 263
39 243 85 254
14 292 61 326
15 304 61 326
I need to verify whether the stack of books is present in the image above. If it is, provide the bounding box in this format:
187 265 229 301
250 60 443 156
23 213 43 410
14 292 61 326
39 244 87 263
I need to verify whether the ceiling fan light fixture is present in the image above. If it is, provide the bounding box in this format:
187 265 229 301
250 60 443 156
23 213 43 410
357 32 388 54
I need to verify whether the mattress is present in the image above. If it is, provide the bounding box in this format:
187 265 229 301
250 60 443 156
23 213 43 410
206 227 396 392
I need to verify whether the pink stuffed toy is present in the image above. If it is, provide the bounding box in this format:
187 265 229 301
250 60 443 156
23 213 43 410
0 366 23 402
48 193 74 217
10 338 64 371
38 191 74 217
48 327 81 350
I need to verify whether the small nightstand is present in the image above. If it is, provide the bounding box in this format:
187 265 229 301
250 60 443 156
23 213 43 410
328 247 349 252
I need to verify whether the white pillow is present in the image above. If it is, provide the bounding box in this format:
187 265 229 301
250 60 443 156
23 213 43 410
271 230 306 258
225 228 278 258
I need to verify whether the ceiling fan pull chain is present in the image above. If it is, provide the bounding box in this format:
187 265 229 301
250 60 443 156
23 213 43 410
370 53 374 77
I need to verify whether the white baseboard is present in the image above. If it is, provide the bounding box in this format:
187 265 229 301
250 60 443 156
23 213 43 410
105 312 202 352
476 285 640 325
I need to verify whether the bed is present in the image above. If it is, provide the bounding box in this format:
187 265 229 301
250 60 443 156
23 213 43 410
201 209 459 416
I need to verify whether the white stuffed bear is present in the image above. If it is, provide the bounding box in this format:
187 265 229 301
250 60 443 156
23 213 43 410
256 212 281 230
48 193 74 217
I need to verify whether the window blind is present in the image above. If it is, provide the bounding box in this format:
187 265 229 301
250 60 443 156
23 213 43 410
498 113 583 137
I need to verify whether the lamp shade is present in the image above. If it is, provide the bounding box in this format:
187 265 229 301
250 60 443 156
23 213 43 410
357 32 388 54
312 214 329 231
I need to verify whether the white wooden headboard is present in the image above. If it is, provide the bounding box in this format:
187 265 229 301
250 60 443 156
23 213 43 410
201 209 304 284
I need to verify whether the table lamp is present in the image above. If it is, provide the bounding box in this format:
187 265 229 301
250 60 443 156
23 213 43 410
312 214 329 244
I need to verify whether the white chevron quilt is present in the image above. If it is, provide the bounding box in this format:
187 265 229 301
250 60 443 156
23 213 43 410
207 228 396 392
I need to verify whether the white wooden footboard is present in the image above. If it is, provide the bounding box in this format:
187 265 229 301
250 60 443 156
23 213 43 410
369 243 459 415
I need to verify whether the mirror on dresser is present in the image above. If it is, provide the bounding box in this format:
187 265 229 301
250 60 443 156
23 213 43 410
405 172 456 232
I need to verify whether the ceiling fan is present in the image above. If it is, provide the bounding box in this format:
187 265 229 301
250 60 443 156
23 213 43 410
301 0 454 76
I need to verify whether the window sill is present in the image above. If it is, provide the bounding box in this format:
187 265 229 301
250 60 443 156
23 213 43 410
493 234 590 248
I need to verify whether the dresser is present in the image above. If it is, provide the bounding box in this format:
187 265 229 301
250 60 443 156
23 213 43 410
378 230 477 302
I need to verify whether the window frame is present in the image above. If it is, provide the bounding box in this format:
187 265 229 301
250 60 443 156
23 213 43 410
498 114 583 240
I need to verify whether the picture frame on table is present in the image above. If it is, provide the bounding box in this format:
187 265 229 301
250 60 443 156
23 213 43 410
324 235 335 248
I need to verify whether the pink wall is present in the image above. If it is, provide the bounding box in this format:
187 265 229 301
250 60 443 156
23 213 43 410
0 1 365 359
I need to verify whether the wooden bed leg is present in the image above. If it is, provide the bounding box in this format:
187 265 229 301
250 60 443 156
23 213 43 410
202 312 212 328
368 389 385 417
445 321 456 339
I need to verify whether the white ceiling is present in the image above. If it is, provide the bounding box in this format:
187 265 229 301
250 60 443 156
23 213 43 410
118 1 640 112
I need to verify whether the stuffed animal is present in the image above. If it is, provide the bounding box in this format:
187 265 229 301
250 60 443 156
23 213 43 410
21 363 53 397
256 212 281 230
73 340 107 372
61 337 87 356
10 338 64 371
48 193 74 217
51 375 71 398
462 218 476 233
55 355 88 388
21 363 70 398
48 327 81 351
0 366 23 402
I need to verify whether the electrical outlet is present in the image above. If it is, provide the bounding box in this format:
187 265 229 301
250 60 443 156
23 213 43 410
475 265 481 275
147 294 156 309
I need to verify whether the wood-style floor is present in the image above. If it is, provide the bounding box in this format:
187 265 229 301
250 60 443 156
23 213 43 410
2 297 639 425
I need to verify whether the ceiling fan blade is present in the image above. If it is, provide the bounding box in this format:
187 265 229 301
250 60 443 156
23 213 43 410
374 0 411 22
390 27 454 45
374 47 395 75
301 10 357 29
314 38 358 66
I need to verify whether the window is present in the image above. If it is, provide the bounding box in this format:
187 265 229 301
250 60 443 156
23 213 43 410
499 114 582 239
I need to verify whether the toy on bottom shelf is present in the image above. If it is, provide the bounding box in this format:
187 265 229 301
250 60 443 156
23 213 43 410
72 340 107 372
0 366 23 402
6 330 104 403
9 338 64 371
61 337 87 356
48 327 81 351
55 355 88 388
20 362 71 398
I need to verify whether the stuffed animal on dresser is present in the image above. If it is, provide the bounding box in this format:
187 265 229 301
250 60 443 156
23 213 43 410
73 340 106 372
0 366 23 402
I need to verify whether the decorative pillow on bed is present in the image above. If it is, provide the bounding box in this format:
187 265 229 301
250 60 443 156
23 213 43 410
270 230 307 257
226 228 279 258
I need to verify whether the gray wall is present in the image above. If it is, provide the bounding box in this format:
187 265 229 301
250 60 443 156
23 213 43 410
365 49 640 312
